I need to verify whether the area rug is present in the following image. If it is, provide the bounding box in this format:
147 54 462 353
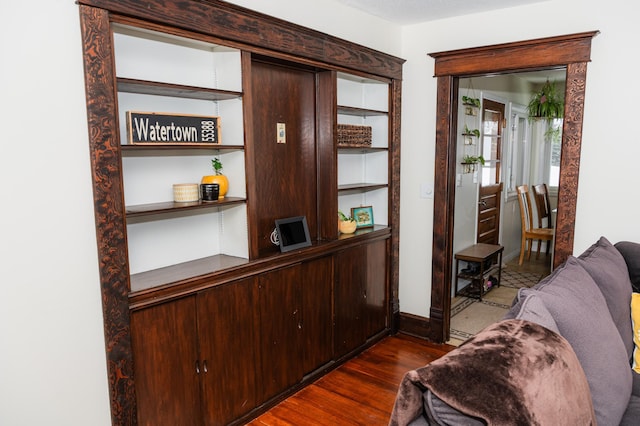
447 270 544 346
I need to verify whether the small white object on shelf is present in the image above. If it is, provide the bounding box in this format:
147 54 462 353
173 183 199 202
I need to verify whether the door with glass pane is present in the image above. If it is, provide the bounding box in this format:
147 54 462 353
477 99 505 244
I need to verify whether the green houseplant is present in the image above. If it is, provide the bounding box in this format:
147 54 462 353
462 154 485 165
461 155 485 174
462 124 480 138
462 95 480 108
527 80 564 121
338 210 356 234
201 156 229 200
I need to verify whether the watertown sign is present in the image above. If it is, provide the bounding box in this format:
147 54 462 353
126 111 221 145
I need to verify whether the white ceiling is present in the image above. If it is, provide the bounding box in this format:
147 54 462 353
335 0 545 25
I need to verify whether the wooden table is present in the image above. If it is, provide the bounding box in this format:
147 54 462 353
455 243 504 301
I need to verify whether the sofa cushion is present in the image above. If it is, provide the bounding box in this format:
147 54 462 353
615 241 640 293
620 394 640 426
389 320 595 426
577 236 634 359
522 256 632 426
632 293 640 374
502 288 559 333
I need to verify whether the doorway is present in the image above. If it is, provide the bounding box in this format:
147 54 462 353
427 31 599 343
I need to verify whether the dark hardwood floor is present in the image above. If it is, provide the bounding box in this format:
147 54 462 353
247 334 454 425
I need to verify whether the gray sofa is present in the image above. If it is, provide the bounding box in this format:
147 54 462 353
390 237 640 426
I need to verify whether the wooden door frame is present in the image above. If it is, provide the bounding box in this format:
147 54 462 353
427 31 599 343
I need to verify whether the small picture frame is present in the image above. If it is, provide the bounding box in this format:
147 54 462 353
351 206 374 229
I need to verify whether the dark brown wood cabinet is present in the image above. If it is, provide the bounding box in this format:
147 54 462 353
334 238 388 358
197 279 257 425
78 1 402 424
255 256 333 403
130 297 201 426
130 278 256 426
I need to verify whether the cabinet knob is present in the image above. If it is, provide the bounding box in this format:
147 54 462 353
203 360 208 373
195 360 201 374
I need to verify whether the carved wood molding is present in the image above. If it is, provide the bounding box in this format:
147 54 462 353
428 31 599 343
79 5 136 424
76 0 404 79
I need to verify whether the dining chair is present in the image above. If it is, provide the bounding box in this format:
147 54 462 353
532 183 553 255
516 185 554 265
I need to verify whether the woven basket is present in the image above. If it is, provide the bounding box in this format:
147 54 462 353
337 124 372 147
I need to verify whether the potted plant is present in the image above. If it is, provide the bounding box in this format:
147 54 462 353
462 95 480 108
201 156 229 200
527 79 564 121
461 155 485 173
462 125 480 145
338 210 357 234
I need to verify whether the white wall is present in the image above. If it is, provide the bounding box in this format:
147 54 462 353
399 0 640 316
0 1 111 425
0 1 398 425
3 0 639 423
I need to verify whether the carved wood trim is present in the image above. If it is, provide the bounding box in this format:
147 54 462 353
76 0 404 79
428 31 598 343
78 5 136 424
555 62 588 268
389 79 403 331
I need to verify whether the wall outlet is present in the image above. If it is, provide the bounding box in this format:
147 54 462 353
420 183 434 199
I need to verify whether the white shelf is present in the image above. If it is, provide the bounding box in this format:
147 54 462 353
337 72 390 228
113 24 249 276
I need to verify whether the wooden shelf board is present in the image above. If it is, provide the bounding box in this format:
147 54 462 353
337 146 388 154
117 77 242 101
129 254 249 293
337 105 388 117
338 183 388 192
126 197 246 218
121 144 244 155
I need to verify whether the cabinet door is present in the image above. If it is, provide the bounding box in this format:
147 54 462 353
334 244 367 357
334 239 388 358
300 256 333 374
131 297 201 426
197 278 256 426
255 265 303 402
363 239 388 338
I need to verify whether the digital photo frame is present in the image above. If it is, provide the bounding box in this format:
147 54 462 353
275 216 312 253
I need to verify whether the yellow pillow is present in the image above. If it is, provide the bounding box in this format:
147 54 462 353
632 293 640 373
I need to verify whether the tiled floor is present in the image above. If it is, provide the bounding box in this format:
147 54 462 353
447 252 551 346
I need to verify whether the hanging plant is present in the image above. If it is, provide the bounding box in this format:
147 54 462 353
527 79 564 121
462 154 485 166
462 124 480 138
462 95 480 108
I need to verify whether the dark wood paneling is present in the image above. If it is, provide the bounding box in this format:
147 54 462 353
335 239 388 358
316 71 338 241
398 312 432 339
364 239 388 337
130 297 201 426
427 31 598 343
300 256 334 374
250 59 318 257
77 0 404 80
197 279 257 425
256 265 303 402
335 244 367 357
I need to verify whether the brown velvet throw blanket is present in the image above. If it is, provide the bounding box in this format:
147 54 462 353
390 320 596 426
